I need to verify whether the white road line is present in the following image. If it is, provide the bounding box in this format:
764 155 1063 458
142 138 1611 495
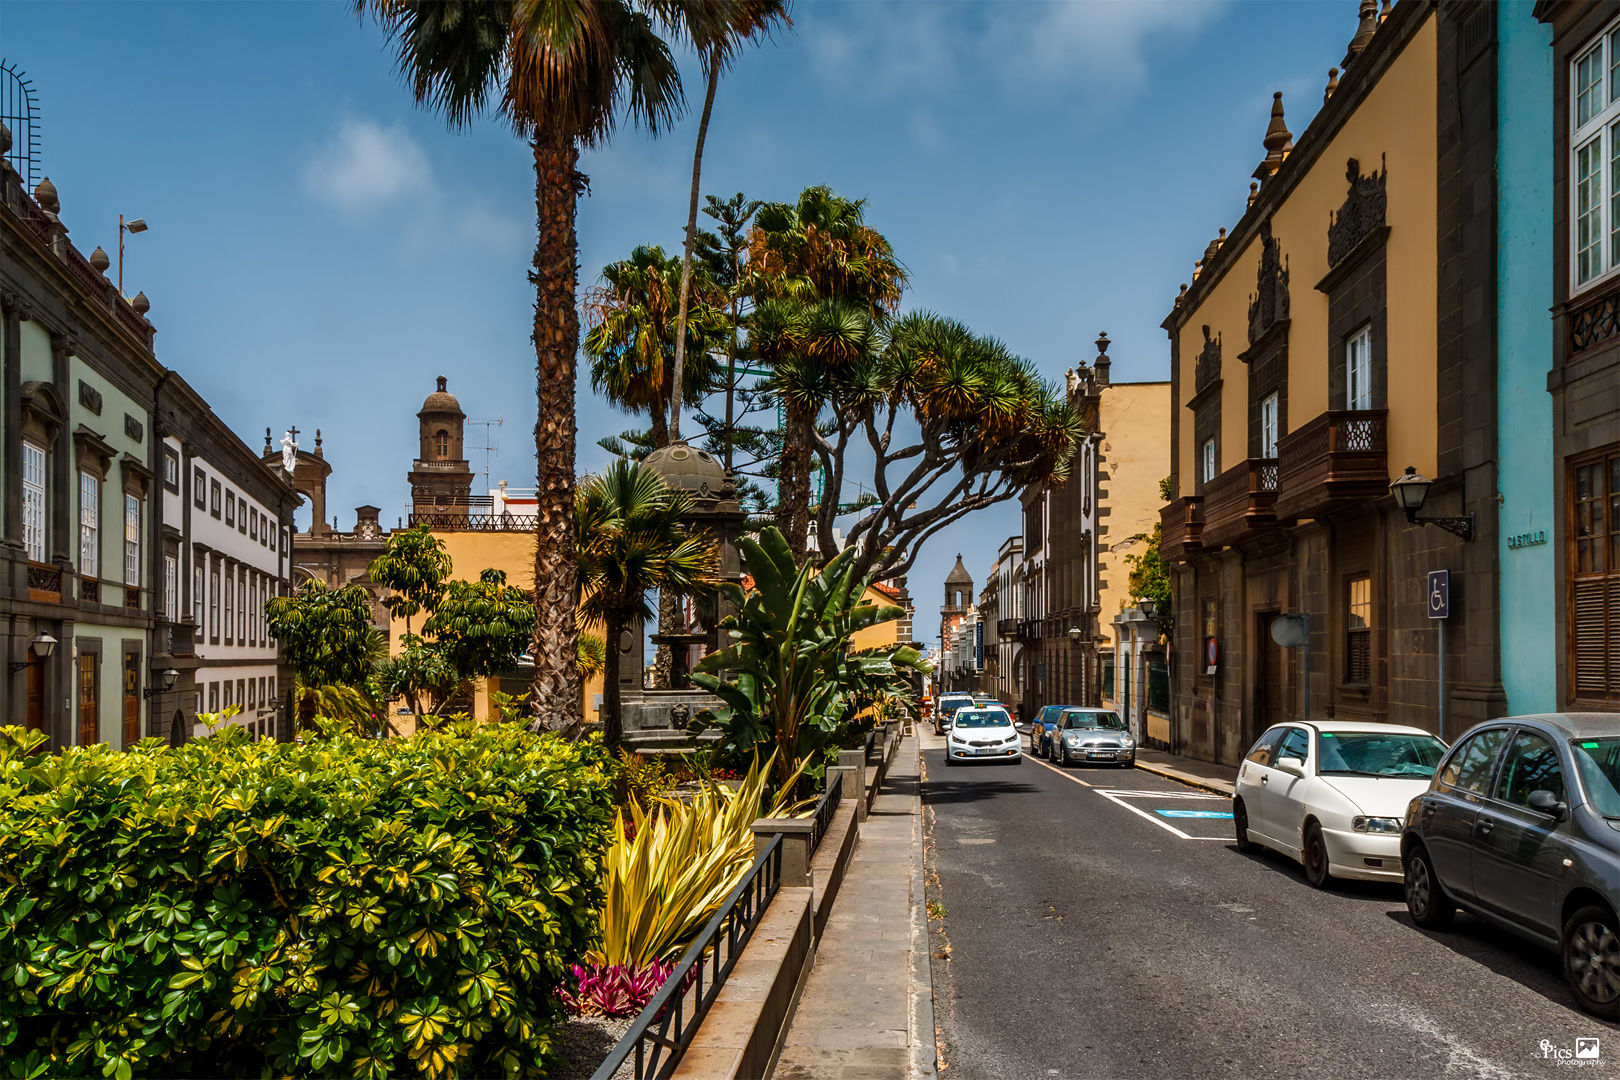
1027 754 1092 786
1095 789 1199 838
1027 755 1232 840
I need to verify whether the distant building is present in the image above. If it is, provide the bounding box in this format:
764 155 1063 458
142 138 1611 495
937 555 974 693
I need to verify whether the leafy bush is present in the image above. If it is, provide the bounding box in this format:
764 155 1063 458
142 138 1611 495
558 961 675 1018
0 721 614 1079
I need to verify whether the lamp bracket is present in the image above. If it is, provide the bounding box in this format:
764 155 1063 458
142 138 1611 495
1414 514 1475 541
7 660 34 674
141 686 167 699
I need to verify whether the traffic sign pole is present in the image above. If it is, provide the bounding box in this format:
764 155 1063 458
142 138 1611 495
1428 570 1450 740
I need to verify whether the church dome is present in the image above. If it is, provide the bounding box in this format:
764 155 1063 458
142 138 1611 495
946 554 973 585
643 440 731 498
419 375 464 416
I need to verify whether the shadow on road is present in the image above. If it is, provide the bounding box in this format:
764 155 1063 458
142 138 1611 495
1225 844 1405 902
922 771 1042 806
1385 908 1579 1014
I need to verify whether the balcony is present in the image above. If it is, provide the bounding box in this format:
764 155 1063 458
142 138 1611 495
1199 459 1283 549
1016 620 1042 645
161 621 197 657
997 618 1018 637
408 512 538 532
1274 410 1388 521
80 577 100 604
1159 497 1204 563
27 562 62 604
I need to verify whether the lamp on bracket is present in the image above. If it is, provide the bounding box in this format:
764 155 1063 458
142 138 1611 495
8 633 57 673
142 668 179 699
1389 466 1475 541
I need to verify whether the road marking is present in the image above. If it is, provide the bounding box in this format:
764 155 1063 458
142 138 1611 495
1027 755 1093 786
1155 809 1233 819
958 838 996 845
1105 789 1226 800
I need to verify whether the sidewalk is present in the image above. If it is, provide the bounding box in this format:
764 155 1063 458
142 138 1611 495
1134 746 1238 795
771 735 934 1080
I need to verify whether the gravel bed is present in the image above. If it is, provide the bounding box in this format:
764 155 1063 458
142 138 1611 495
549 1014 635 1080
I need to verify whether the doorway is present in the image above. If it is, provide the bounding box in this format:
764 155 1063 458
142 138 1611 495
1257 613 1288 738
122 652 140 746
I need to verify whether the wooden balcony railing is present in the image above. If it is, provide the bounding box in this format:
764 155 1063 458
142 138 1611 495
1274 410 1388 521
80 577 100 604
1200 459 1282 549
1160 497 1204 563
27 562 62 603
162 621 197 657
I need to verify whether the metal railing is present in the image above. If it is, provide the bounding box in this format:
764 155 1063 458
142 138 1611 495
811 771 844 852
406 512 540 532
590 834 784 1080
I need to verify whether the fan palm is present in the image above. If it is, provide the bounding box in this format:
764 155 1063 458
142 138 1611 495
584 244 726 448
577 460 719 749
360 0 757 728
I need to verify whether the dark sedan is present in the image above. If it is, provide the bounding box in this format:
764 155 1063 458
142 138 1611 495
1401 714 1620 1019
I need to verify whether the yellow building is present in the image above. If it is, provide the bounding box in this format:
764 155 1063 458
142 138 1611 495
1160 0 1504 764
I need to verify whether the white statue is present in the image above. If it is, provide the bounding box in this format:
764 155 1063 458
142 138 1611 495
280 431 297 473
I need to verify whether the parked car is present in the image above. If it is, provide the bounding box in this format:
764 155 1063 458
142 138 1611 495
1048 708 1136 767
1233 721 1447 888
934 693 975 735
1401 714 1620 1020
944 706 1021 766
1022 704 1072 755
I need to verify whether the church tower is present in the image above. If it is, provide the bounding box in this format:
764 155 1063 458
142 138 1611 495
940 554 974 671
408 376 474 522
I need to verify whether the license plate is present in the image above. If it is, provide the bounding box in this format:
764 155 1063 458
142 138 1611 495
975 748 995 755
1088 751 1115 759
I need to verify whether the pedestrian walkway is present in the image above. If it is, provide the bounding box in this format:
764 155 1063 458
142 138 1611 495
772 735 934 1080
1134 746 1238 795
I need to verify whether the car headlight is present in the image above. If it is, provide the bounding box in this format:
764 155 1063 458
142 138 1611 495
1121 737 1135 748
1352 816 1403 834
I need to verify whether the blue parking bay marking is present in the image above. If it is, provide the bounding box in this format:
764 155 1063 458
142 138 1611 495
1154 809 1234 819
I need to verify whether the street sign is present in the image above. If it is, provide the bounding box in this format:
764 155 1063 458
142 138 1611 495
1270 614 1309 649
1427 570 1450 620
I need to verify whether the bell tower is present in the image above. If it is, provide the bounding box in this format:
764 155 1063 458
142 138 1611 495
408 376 473 521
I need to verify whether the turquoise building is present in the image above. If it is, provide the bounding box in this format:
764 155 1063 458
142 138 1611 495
1496 3 1556 715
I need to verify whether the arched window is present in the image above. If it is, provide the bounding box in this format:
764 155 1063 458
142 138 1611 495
435 430 449 457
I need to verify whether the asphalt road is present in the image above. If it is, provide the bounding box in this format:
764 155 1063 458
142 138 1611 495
921 730 1612 1080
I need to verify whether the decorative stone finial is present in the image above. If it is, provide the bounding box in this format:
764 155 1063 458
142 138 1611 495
1094 331 1111 386
436 375 447 392
131 291 150 315
33 176 58 214
1248 181 1260 209
1193 259 1203 281
315 429 324 457
1379 0 1391 21
1177 283 1189 307
1325 67 1340 103
265 427 273 455
1344 0 1379 69
1253 92 1293 185
89 246 110 274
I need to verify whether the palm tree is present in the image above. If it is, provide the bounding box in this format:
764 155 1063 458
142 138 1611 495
667 1 790 445
361 0 700 729
583 244 725 448
576 460 719 749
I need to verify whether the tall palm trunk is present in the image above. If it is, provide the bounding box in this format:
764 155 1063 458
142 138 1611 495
603 610 625 750
530 130 585 730
780 401 813 562
668 45 721 445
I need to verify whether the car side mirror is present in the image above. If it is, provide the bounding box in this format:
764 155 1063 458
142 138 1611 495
1527 789 1569 821
1275 756 1307 778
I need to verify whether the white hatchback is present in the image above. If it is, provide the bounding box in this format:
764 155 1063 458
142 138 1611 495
1233 721 1448 886
944 707 1022 765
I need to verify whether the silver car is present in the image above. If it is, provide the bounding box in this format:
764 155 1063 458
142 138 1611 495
1047 708 1136 768
1402 714 1620 1019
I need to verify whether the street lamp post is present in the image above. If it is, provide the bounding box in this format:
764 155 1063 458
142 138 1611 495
1389 466 1474 540
118 215 147 297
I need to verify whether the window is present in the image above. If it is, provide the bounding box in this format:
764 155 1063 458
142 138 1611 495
208 682 218 713
122 653 140 746
79 471 100 579
1440 728 1510 793
164 555 178 621
1572 447 1620 701
1100 653 1115 699
210 567 220 640
1260 392 1279 459
250 510 258 541
1494 732 1566 807
225 491 235 528
1246 727 1286 767
123 495 141 587
1345 574 1372 683
162 447 180 492
260 580 268 640
22 441 46 562
238 497 247 535
238 679 246 710
194 467 207 509
1202 598 1218 675
1346 326 1373 410
78 651 99 747
1276 727 1310 765
238 574 246 641
223 680 233 710
435 429 449 457
211 480 221 518
194 561 205 625
224 566 234 644
1570 22 1620 291
1201 438 1217 484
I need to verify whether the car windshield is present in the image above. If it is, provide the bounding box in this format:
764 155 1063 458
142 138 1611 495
1572 738 1620 818
953 710 1012 729
940 697 973 714
1064 711 1125 731
1316 732 1447 777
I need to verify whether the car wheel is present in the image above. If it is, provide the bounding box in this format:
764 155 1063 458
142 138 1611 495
1562 905 1620 1020
944 754 957 767
1302 821 1332 889
1233 799 1255 853
1404 845 1454 929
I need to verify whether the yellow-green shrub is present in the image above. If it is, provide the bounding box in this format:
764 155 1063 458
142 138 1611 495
0 721 614 1079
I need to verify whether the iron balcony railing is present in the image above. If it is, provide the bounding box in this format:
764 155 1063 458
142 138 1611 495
407 512 539 532
590 834 784 1080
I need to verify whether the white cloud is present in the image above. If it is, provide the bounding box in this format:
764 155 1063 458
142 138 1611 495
302 116 433 216
985 1 1229 94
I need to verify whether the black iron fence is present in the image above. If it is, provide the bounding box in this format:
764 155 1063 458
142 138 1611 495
810 771 844 852
589 834 784 1080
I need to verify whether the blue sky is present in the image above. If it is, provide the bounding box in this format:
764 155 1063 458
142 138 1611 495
4 0 1363 650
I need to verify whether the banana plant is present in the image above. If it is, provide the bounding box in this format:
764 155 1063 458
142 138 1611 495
689 527 924 783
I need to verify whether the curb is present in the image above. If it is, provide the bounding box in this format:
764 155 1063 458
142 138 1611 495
1131 759 1235 798
908 738 938 1079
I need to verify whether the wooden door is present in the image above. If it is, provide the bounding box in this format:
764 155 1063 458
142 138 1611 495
26 660 44 733
1257 614 1289 735
77 654 98 745
122 654 140 746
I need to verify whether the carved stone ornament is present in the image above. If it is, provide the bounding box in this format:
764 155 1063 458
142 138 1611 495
1248 218 1290 344
124 413 144 443
1327 155 1387 268
1194 325 1222 395
78 380 103 416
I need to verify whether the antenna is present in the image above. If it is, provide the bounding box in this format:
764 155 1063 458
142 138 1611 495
0 60 43 191
466 417 503 489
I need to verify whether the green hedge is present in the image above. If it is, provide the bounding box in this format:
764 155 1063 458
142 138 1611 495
0 721 614 1079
